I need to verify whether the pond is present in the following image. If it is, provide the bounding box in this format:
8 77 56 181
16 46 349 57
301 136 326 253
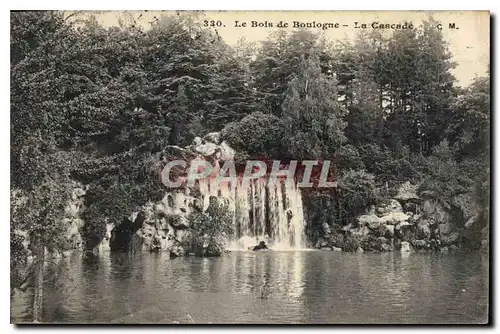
11 250 489 324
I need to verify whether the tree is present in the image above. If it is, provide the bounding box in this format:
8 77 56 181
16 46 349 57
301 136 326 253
336 31 387 147
140 13 257 143
281 55 346 160
382 19 456 153
11 11 78 322
251 30 333 116
447 76 490 161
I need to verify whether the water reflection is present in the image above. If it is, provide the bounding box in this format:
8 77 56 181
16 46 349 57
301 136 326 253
11 251 488 324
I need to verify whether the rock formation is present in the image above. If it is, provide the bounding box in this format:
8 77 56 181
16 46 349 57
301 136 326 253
314 182 488 253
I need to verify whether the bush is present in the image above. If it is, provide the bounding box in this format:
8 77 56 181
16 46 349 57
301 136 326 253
341 234 360 252
337 169 379 219
188 196 234 257
221 112 285 158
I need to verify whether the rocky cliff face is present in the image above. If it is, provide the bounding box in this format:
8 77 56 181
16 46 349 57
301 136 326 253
315 182 488 253
11 181 88 259
102 132 235 256
12 132 235 259
63 183 87 251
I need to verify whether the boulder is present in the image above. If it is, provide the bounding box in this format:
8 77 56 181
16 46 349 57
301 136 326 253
395 182 419 202
322 222 332 235
157 217 169 230
375 199 403 217
351 226 371 237
171 243 185 258
342 224 353 232
421 200 451 224
193 137 203 146
219 141 236 160
203 132 222 144
341 234 361 252
361 236 390 252
154 203 167 216
370 224 386 237
191 198 203 212
167 214 189 229
332 246 342 252
194 142 218 156
409 213 420 223
431 227 440 240
65 203 80 216
72 187 86 200
400 241 412 252
162 192 192 216
358 214 381 227
416 223 431 240
379 212 410 225
385 225 395 238
451 194 480 222
321 247 332 251
329 234 344 249
395 222 416 241
380 243 392 252
175 229 190 244
412 240 428 249
162 145 198 162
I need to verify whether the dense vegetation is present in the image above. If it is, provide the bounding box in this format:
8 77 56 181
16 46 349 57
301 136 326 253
11 11 489 320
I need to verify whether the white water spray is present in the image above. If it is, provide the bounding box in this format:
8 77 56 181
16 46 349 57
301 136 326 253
199 177 307 250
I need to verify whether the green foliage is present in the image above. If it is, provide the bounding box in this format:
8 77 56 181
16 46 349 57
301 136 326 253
221 112 285 158
10 11 66 65
251 30 333 115
418 140 473 201
281 55 346 160
141 13 257 143
188 197 234 256
337 169 379 221
341 234 361 252
10 223 28 291
447 76 490 161
334 144 365 171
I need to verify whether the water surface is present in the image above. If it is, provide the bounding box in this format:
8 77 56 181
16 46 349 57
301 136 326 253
11 250 489 324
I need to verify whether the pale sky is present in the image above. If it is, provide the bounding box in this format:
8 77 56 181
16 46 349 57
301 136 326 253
78 10 489 87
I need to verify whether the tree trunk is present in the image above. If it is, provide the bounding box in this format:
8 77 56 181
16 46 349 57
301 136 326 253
32 240 45 323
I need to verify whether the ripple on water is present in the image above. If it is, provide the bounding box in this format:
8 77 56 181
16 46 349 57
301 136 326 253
11 251 489 324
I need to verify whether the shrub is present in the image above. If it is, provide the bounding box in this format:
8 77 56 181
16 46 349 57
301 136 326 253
221 112 285 158
337 169 379 219
341 234 360 252
188 196 234 257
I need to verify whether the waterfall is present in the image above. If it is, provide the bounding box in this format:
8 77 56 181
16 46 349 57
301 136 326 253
199 177 307 250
